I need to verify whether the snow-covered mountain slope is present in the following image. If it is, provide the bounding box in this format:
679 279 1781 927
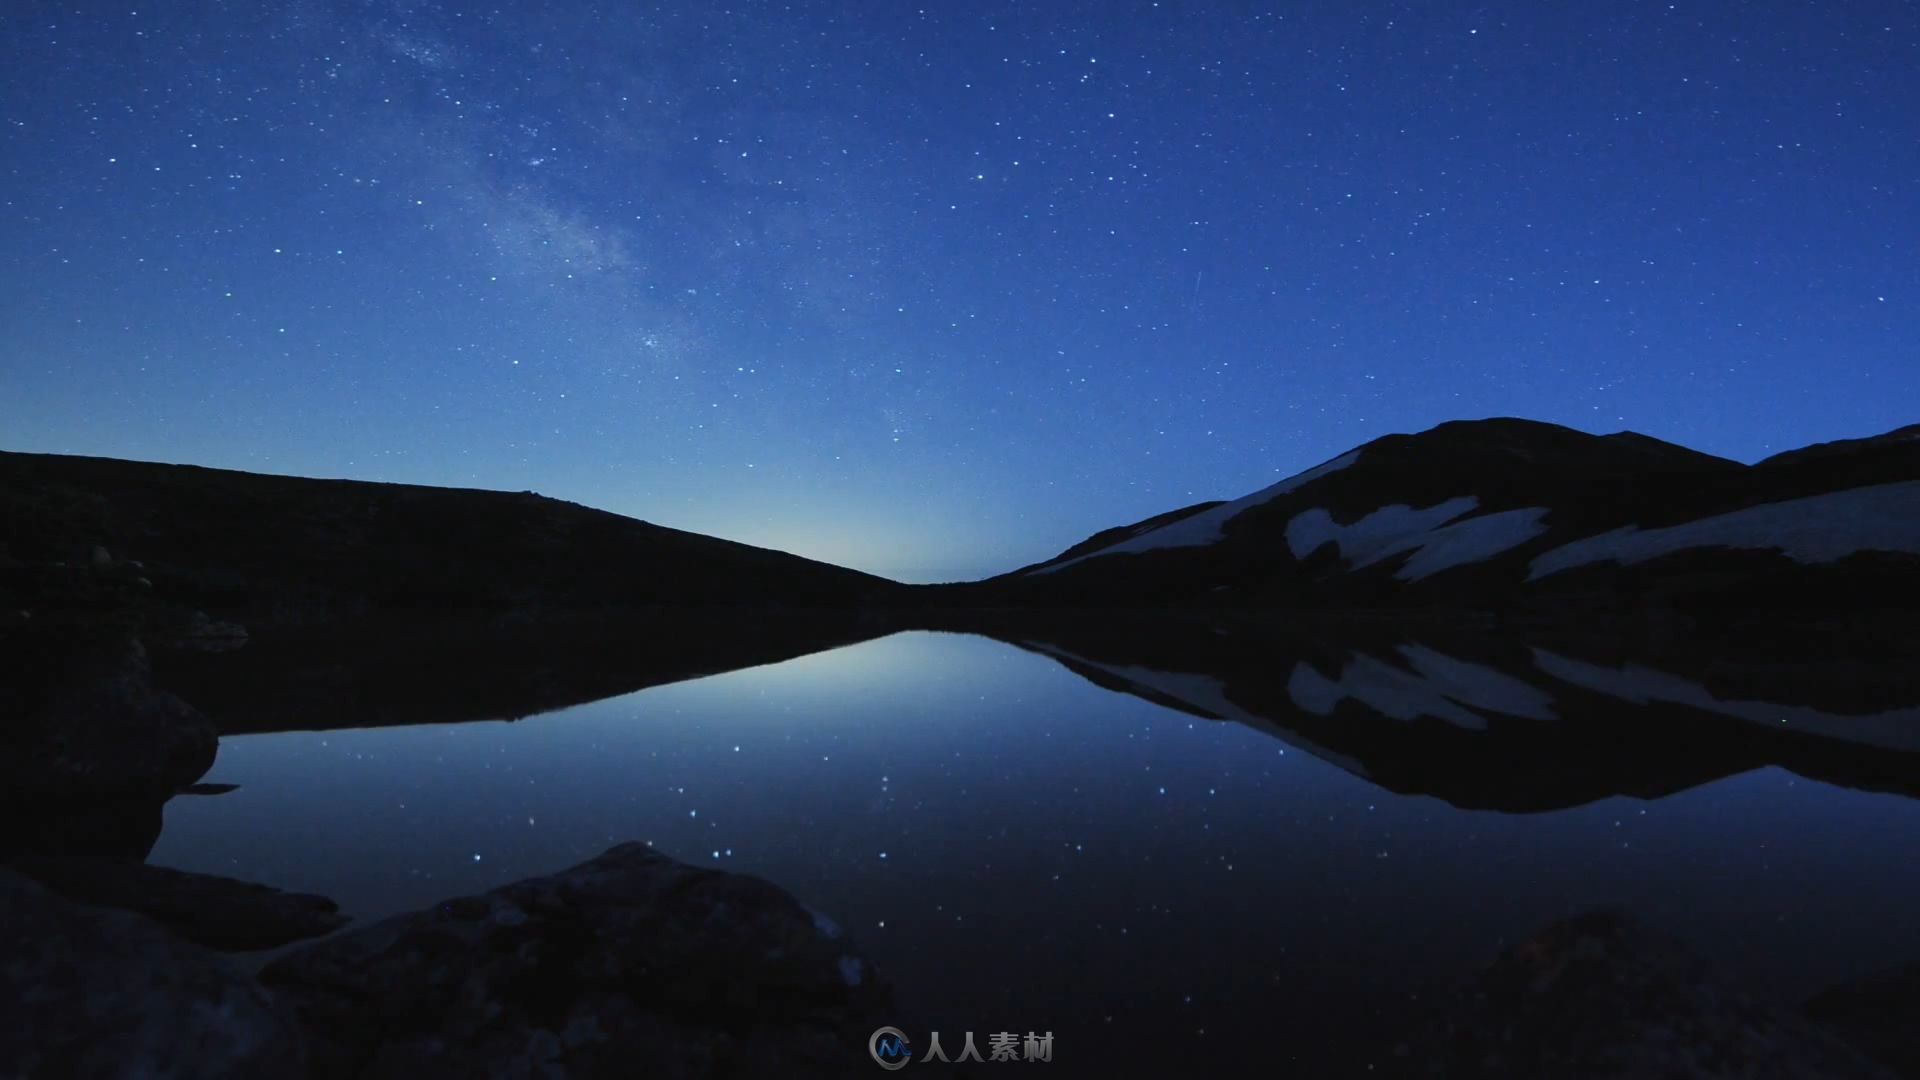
983 417 1920 610
1029 451 1361 575
1285 500 1552 582
1528 480 1920 581
1009 500 1224 576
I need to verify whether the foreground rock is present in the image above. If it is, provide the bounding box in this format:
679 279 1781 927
1401 908 1895 1079
1806 962 1920 1077
0 793 167 860
10 855 348 951
261 842 891 1079
0 868 308 1078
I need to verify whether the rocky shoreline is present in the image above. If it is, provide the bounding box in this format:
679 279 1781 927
7 844 1916 1077
3 844 895 1079
1394 908 1907 1079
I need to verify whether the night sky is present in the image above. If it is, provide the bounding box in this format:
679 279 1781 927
3 2 1915 582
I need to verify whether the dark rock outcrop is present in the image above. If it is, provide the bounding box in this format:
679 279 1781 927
0 793 167 860
0 868 308 1079
0 627 215 804
1806 963 1920 1078
261 842 891 1079
162 609 251 653
10 856 348 951
1400 908 1895 1079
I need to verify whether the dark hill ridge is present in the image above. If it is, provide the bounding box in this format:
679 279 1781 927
0 450 903 628
965 417 1920 612
1757 422 1920 469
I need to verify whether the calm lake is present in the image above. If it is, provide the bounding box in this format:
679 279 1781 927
149 630 1920 1075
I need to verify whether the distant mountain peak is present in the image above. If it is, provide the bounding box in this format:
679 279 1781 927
984 416 1920 609
1368 417 1740 471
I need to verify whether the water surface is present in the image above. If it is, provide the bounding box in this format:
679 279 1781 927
150 630 1920 1075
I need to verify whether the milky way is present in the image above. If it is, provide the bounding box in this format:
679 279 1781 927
4 1 1915 580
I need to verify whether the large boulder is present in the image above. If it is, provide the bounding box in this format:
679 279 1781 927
9 856 348 951
261 842 893 1078
0 626 215 803
1400 908 1895 1078
0 868 308 1078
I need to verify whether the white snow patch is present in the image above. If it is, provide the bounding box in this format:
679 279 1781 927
1288 645 1558 730
1286 499 1552 581
1028 450 1362 574
1396 507 1554 580
1286 497 1478 565
1528 480 1920 581
1531 649 1920 753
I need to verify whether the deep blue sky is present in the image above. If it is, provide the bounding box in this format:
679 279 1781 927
3 1 1915 581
